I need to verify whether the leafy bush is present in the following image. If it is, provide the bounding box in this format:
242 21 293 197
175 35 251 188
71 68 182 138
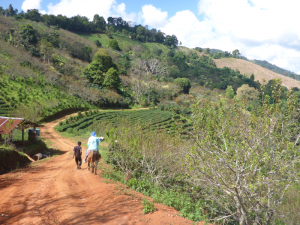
142 198 156 214
67 42 92 62
108 39 121 51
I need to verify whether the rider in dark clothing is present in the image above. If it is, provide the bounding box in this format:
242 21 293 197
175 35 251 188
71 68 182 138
73 142 82 169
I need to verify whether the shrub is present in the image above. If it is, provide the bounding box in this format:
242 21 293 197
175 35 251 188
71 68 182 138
67 42 92 62
108 39 121 51
174 78 191 94
94 39 102 47
142 198 156 214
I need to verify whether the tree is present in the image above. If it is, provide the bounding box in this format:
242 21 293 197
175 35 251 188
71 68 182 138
20 24 37 44
232 49 241 58
205 48 210 54
24 9 41 22
0 7 5 16
250 74 255 81
194 47 203 52
164 35 178 47
82 61 104 85
236 84 259 101
103 68 120 89
167 50 175 57
93 14 106 30
108 39 121 51
136 26 145 36
185 86 300 224
174 78 191 94
131 59 166 104
93 48 113 72
226 85 234 98
94 40 102 47
168 65 180 78
40 40 53 64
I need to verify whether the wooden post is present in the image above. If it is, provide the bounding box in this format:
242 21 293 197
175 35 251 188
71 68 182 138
22 127 24 146
0 133 2 144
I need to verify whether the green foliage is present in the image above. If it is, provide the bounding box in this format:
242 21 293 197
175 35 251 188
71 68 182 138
67 42 92 62
108 39 121 51
174 78 191 94
93 48 113 72
167 50 175 57
225 85 235 98
103 68 120 89
82 61 104 85
20 24 37 44
236 84 259 101
187 85 299 224
142 198 156 214
94 39 102 47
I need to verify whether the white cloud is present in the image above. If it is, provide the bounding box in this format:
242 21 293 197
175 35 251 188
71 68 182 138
22 0 43 12
158 10 214 47
46 0 136 22
155 0 300 73
112 3 136 22
140 5 168 28
196 0 300 73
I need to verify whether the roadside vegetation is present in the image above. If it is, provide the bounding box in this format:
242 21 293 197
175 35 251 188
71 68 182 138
1 4 300 224
55 80 300 224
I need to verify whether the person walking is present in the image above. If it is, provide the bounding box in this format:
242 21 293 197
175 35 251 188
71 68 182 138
84 132 104 162
73 141 82 169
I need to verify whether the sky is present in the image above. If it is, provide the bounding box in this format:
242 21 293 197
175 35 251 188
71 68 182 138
2 0 300 74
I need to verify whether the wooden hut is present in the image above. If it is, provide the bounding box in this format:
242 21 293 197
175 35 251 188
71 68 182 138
0 116 44 145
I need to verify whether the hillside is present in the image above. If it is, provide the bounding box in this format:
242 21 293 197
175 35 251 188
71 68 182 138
213 58 300 89
250 59 299 79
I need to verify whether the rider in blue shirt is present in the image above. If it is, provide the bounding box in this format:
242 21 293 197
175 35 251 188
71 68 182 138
84 132 103 162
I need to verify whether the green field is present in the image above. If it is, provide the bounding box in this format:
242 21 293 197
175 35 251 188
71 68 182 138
0 76 91 117
77 33 171 55
56 109 192 137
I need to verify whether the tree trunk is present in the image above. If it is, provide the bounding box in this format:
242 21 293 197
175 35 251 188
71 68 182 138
148 86 151 105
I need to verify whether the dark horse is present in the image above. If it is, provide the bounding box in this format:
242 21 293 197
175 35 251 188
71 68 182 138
86 150 101 175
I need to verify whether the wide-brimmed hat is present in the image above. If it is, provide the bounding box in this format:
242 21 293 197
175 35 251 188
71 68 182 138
91 131 96 136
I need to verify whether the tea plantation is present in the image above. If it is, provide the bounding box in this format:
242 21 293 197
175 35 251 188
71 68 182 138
0 77 91 118
56 109 192 136
0 98 11 116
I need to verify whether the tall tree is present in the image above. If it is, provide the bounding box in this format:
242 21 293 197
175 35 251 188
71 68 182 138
93 14 106 30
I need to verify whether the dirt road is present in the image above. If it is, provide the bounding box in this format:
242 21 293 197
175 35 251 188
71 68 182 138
0 114 197 225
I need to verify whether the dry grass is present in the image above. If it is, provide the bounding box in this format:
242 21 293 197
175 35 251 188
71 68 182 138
214 58 300 89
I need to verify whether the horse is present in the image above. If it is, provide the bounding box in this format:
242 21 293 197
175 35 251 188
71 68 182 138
86 150 101 175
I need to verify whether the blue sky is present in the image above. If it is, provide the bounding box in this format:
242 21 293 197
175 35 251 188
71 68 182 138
2 0 300 74
4 0 201 19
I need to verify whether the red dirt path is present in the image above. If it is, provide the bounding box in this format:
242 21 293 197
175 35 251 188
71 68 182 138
0 114 201 225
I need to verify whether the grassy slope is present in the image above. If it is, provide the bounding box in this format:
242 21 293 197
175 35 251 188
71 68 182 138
77 33 170 55
213 58 300 89
0 16 96 117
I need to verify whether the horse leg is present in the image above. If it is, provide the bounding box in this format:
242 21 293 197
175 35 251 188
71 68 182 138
91 160 94 173
94 160 98 175
88 161 90 171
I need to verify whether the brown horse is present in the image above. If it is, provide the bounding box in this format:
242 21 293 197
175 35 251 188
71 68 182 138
86 150 101 175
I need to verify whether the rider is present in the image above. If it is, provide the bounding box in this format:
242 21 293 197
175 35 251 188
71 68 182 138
84 131 104 162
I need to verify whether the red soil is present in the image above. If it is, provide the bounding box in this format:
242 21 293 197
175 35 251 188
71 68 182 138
0 114 203 225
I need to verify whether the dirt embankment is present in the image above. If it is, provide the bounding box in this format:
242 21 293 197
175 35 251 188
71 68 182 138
0 113 201 225
213 58 300 89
